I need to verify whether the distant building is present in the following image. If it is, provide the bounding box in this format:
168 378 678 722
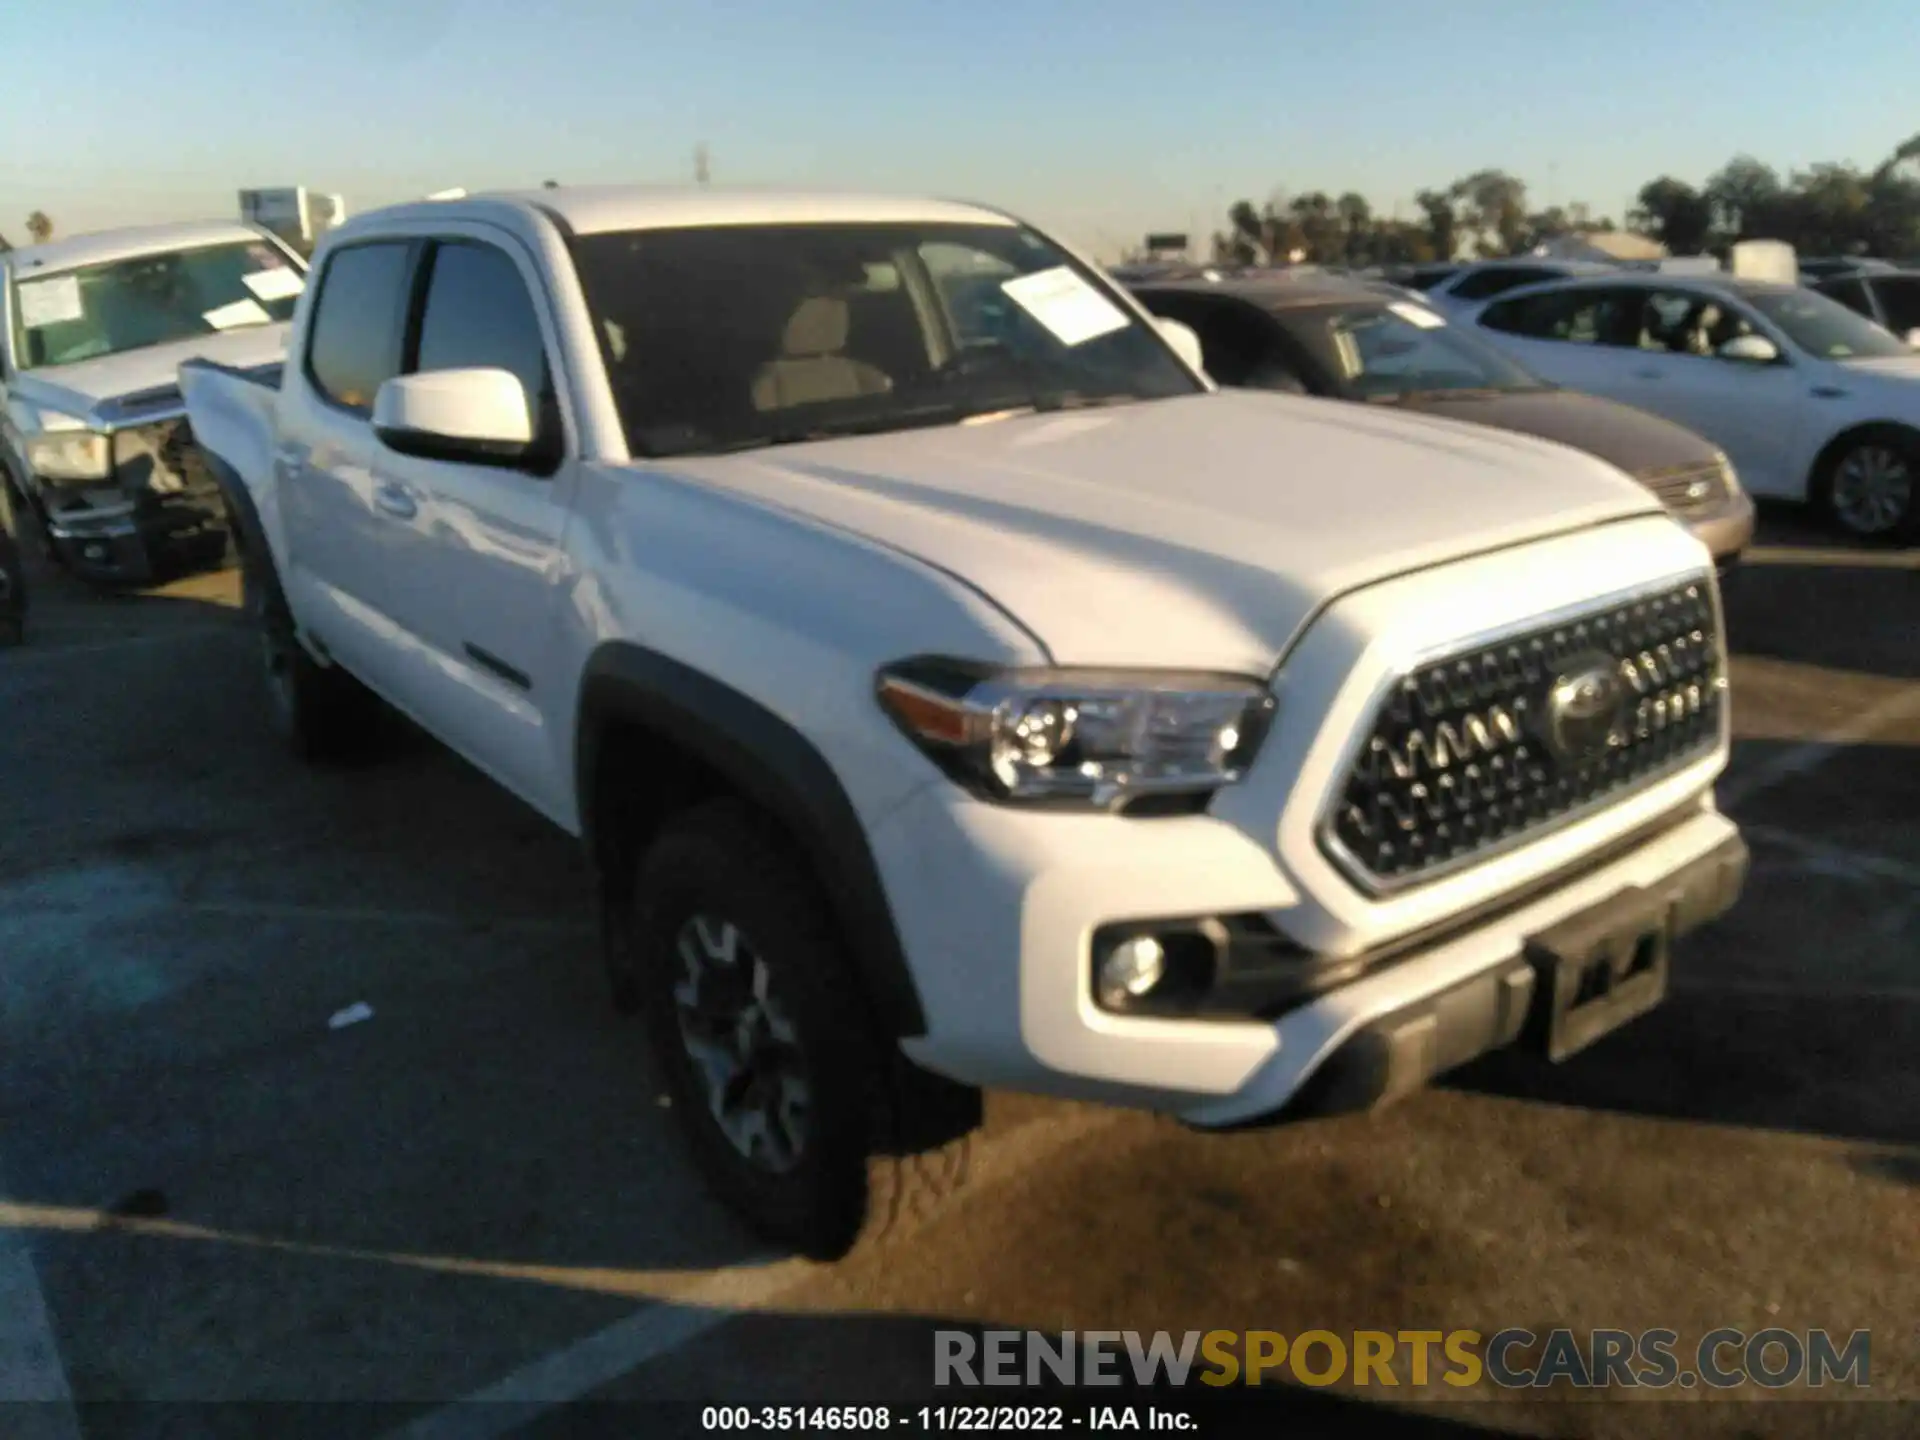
1532 230 1666 263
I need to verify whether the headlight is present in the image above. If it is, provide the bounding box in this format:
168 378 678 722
26 430 111 483
876 658 1276 810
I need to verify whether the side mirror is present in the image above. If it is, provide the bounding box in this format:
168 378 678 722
1717 334 1780 365
1153 316 1207 375
372 368 535 465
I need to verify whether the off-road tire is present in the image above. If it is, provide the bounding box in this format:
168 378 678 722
242 551 383 761
632 797 975 1260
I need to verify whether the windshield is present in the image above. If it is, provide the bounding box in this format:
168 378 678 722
1742 286 1910 360
1283 301 1546 399
9 239 305 371
568 221 1202 457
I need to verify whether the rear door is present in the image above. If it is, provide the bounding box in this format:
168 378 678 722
276 237 421 694
362 228 577 822
1474 285 1642 396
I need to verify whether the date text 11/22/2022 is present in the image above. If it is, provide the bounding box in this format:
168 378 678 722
701 1405 1197 1431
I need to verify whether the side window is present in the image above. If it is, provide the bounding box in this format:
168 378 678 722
412 241 552 432
1480 289 1626 344
1451 266 1550 302
1871 277 1920 335
305 242 414 413
1818 277 1873 319
1635 289 1755 357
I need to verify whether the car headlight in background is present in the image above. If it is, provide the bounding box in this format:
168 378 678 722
26 430 111 483
1713 450 1743 496
877 659 1276 809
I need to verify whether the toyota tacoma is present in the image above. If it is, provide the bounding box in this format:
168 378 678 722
178 187 1749 1258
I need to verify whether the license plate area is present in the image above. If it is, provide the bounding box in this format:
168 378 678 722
1523 884 1672 1062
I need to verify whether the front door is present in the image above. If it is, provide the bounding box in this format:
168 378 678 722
365 231 577 823
1613 289 1804 498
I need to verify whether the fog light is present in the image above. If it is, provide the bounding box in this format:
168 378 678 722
1097 935 1167 1009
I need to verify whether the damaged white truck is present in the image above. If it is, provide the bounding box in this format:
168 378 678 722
180 187 1749 1258
2 221 307 584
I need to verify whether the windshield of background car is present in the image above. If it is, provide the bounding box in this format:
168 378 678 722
1282 302 1545 398
1741 286 1910 360
10 240 304 370
568 221 1202 458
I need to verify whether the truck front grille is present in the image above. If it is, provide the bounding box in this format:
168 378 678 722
1325 576 1725 892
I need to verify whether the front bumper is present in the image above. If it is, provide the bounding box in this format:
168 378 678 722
44 493 229 584
1268 828 1748 1123
881 778 1745 1126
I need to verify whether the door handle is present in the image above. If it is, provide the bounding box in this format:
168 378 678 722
1632 367 1664 380
373 483 417 520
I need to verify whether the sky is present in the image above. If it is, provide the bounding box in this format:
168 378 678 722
6 0 1918 260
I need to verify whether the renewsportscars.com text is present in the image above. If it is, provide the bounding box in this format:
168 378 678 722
934 1328 1871 1390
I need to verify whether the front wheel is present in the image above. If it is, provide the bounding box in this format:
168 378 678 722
1818 433 1917 541
632 799 971 1259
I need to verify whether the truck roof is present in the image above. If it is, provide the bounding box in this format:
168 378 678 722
332 185 1018 241
3 220 273 277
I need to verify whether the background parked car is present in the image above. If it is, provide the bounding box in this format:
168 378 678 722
1797 256 1901 282
1468 273 1920 540
1420 258 1618 314
1810 266 1920 345
0 486 24 645
1130 275 1753 570
0 221 306 585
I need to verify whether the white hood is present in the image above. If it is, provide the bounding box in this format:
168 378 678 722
660 390 1665 672
8 324 292 424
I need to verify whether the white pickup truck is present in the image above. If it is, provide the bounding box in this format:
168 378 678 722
3 221 307 583
180 187 1749 1258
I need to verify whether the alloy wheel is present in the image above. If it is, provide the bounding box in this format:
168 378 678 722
1830 444 1913 536
671 914 811 1174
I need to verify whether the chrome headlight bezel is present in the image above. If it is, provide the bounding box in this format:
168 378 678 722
26 429 112 484
876 657 1277 812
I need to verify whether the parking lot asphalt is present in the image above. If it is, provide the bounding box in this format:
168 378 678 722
1 507 1914 1440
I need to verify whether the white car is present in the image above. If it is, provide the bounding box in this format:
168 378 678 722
179 186 1747 1258
1468 273 1920 539
1420 259 1618 316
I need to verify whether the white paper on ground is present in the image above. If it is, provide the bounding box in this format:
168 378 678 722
242 267 305 302
203 297 271 330
17 275 83 328
999 266 1130 347
1388 301 1446 330
328 1001 374 1030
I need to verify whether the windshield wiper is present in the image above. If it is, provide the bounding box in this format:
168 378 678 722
1029 392 1141 413
659 399 1037 457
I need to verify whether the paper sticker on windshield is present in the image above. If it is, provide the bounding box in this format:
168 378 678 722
203 298 271 330
1000 266 1130 347
242 267 305 302
16 275 83 329
1388 301 1445 330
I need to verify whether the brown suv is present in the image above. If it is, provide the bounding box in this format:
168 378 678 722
1133 275 1755 571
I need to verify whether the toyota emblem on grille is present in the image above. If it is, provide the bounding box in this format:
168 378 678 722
1544 653 1627 763
1685 479 1710 501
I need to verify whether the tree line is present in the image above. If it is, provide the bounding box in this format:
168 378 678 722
1201 134 1920 268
